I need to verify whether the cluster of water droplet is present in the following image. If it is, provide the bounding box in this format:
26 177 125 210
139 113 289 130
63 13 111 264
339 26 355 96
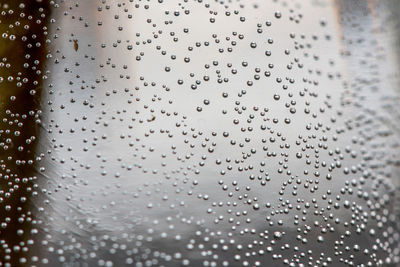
0 0 399 266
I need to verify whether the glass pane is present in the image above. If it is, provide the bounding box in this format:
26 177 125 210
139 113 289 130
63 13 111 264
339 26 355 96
1 0 399 266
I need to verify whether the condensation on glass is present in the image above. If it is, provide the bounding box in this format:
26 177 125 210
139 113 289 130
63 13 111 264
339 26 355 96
0 0 400 266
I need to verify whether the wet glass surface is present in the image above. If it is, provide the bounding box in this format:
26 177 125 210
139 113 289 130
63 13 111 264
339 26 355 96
1 0 400 266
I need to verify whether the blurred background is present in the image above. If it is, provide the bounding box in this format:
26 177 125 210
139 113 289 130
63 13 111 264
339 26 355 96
1 0 400 266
